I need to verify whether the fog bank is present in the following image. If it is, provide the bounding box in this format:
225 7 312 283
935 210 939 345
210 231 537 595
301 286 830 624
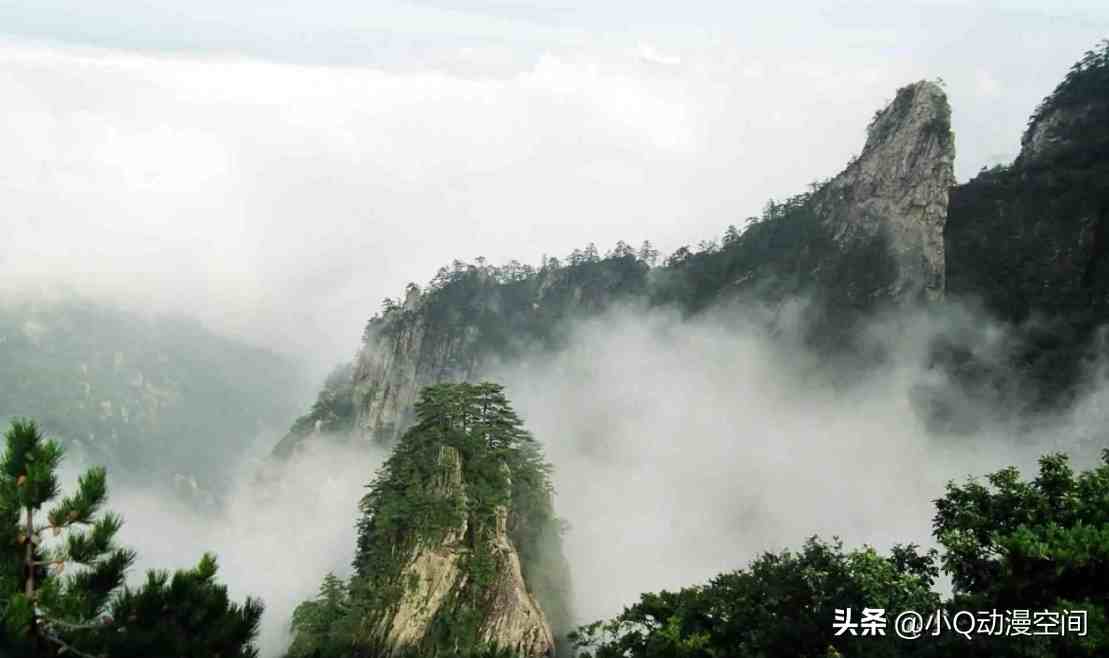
54 301 1108 657
79 439 388 657
494 303 1105 624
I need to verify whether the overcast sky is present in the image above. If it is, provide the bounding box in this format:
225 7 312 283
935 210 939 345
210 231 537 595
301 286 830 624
2 1 1107 373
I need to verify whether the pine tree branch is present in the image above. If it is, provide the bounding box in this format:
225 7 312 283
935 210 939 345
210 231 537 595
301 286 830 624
35 518 93 537
41 613 109 632
41 625 105 658
31 559 65 567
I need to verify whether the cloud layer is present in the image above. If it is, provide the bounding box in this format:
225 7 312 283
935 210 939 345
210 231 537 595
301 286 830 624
54 301 1107 657
493 304 1106 623
3 10 1105 373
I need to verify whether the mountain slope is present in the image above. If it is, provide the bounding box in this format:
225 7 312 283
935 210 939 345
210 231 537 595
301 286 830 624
278 79 956 452
0 297 305 486
945 40 1109 407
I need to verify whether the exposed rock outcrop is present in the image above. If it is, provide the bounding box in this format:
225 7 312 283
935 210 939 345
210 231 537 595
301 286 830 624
373 446 555 658
816 80 955 303
723 80 955 309
348 383 567 657
276 80 958 453
352 310 481 444
293 258 646 448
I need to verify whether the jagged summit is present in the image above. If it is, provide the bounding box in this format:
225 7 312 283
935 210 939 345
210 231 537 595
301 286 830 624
812 79 955 303
307 383 568 658
714 79 955 311
275 79 958 452
365 444 556 657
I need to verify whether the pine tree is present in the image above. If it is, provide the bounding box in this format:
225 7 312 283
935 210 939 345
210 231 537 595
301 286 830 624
0 418 135 656
0 419 263 657
637 241 659 267
722 224 741 246
286 573 352 658
97 554 263 658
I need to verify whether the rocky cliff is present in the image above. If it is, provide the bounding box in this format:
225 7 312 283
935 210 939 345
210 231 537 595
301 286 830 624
278 44 1109 658
277 42 1109 450
689 80 954 313
315 383 571 658
277 80 956 452
366 445 555 657
814 80 954 303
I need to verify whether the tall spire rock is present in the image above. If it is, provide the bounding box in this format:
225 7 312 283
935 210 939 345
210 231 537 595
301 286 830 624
706 80 955 314
274 80 957 454
345 383 568 658
816 80 955 303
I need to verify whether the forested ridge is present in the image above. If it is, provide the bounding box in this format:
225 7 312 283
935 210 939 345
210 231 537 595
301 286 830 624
279 42 1109 453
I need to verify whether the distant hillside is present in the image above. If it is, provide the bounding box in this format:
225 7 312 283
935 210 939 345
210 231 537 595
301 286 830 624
0 297 305 488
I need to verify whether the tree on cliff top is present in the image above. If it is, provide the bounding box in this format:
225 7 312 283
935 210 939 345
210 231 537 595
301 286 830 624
288 382 571 658
0 418 262 657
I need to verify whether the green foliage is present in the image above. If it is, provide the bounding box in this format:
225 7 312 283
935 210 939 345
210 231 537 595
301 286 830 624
0 418 262 658
90 553 263 658
274 363 357 456
365 248 649 357
570 537 940 658
929 452 1109 656
946 40 1109 409
574 452 1109 658
1025 40 1109 142
0 300 304 487
288 383 570 658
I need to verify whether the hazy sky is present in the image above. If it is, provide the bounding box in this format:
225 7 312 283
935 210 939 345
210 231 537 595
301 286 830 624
2 1 1107 372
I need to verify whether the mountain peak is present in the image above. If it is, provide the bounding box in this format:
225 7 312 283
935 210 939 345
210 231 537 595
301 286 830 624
816 79 955 303
1019 41 1109 162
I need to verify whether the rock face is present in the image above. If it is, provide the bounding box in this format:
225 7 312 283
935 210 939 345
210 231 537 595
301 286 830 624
275 80 958 453
815 81 955 303
724 80 955 309
350 257 650 445
371 445 555 657
352 309 481 444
